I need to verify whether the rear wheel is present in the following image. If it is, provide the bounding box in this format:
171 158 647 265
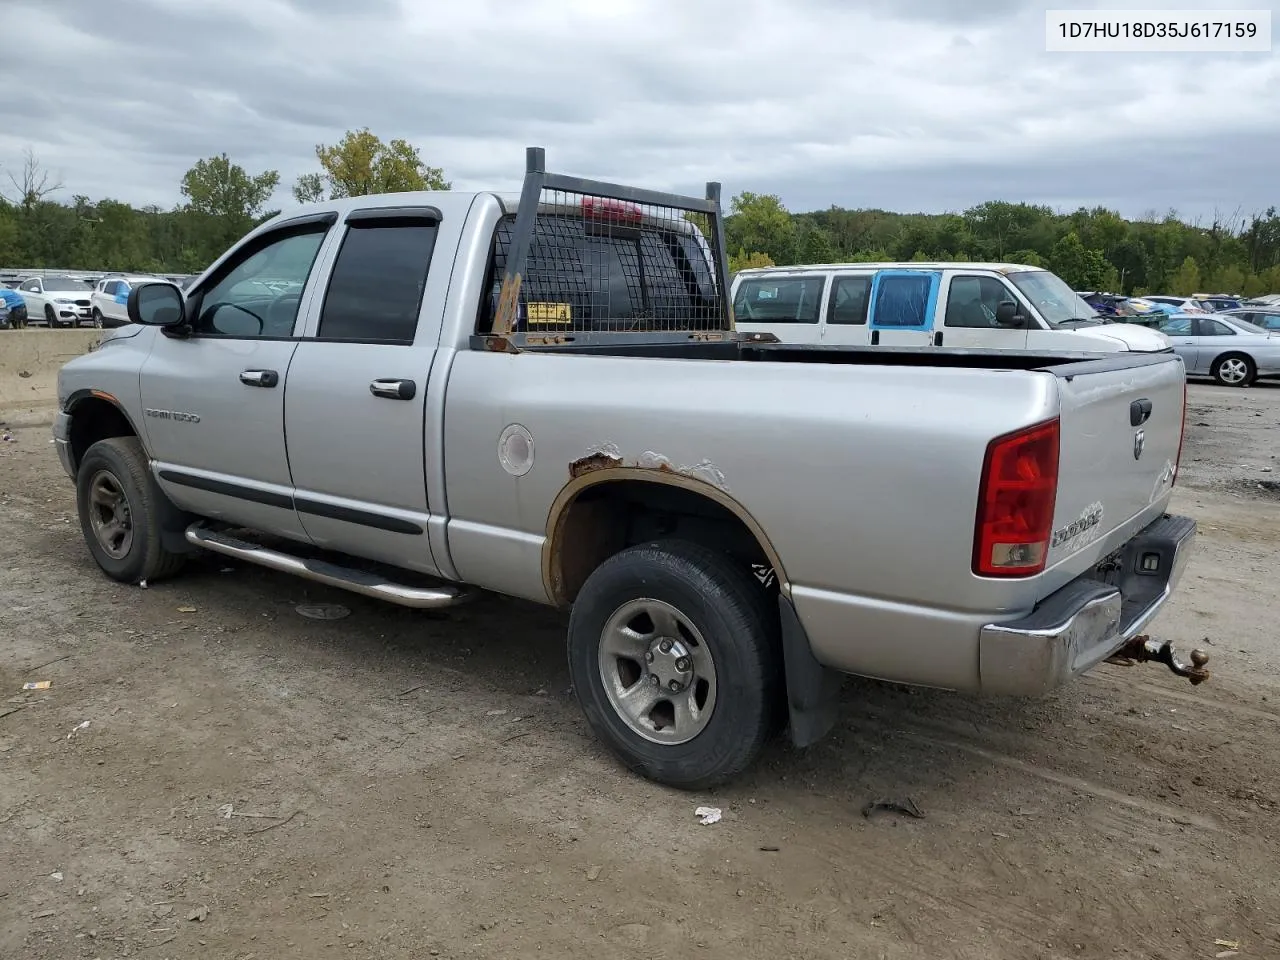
75 436 187 584
566 539 782 790
1212 353 1255 387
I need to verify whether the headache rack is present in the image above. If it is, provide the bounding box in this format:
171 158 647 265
477 146 736 352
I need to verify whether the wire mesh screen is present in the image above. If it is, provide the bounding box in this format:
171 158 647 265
484 182 730 340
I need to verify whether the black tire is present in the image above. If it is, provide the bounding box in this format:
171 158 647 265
75 436 187 584
567 539 783 790
1211 352 1255 388
91 308 104 328
44 304 59 327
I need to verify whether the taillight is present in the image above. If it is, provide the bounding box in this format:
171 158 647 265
1173 376 1187 486
973 418 1060 578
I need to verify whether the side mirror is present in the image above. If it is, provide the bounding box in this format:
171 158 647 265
994 300 1024 328
127 281 186 327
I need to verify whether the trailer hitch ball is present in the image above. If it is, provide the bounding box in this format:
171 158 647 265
1106 635 1211 685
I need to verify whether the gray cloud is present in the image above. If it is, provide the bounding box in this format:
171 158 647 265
1 0 1277 222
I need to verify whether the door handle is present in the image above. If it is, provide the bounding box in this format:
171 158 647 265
369 378 416 401
240 369 279 388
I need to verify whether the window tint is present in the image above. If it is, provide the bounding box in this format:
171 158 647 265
21 279 39 292
827 275 871 325
872 273 933 328
193 227 328 338
1203 319 1234 336
102 281 118 295
945 275 1012 328
317 222 437 342
733 276 825 323
479 214 721 333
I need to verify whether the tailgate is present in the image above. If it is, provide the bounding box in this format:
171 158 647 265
1046 355 1185 573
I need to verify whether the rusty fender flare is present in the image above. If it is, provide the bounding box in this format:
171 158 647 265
540 465 791 608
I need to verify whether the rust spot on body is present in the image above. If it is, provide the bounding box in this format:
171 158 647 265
569 452 624 478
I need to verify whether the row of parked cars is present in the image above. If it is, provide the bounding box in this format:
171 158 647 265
1077 290 1280 323
729 261 1280 387
0 272 196 329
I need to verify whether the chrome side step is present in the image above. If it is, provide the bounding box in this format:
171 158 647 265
185 525 476 609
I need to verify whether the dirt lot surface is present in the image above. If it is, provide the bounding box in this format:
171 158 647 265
2 381 1279 960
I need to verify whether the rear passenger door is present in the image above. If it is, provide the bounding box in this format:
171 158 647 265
867 270 938 347
820 273 872 345
283 206 446 576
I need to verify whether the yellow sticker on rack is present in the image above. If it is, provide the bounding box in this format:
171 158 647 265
526 302 573 324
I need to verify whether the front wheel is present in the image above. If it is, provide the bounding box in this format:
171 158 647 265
567 539 782 790
75 436 187 584
91 308 104 328
1212 353 1255 388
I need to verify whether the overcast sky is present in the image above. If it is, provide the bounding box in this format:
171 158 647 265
2 0 1278 222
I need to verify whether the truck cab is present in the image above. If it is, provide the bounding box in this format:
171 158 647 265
731 262 1170 353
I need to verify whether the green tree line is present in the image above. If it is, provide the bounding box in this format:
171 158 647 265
0 129 449 275
724 193 1280 297
4 134 1279 298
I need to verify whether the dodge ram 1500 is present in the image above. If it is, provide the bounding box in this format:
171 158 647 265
54 148 1204 788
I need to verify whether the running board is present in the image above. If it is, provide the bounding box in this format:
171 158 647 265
184 525 476 609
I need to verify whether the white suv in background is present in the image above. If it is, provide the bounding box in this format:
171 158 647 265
18 275 96 327
90 275 161 327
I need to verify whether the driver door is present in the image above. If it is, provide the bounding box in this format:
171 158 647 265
139 213 338 542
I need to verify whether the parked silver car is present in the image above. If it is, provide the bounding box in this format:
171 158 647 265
1158 312 1280 387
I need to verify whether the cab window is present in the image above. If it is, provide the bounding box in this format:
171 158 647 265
945 276 1012 328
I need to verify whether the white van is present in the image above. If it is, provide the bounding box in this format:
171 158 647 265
730 262 1169 352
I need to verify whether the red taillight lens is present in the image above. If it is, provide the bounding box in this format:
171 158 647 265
1173 376 1187 486
973 418 1060 578
581 197 644 225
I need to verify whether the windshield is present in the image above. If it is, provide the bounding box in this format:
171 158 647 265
1006 270 1100 326
45 277 94 292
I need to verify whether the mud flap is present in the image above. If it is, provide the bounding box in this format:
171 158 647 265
779 594 842 748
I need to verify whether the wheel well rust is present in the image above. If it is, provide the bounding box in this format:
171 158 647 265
67 396 138 473
542 469 788 607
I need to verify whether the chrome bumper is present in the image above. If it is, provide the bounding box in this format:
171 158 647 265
978 514 1197 696
53 411 75 480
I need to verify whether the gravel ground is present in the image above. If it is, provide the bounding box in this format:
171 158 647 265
2 382 1279 960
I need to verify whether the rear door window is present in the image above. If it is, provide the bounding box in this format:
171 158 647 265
317 220 438 343
870 272 938 328
827 275 871 325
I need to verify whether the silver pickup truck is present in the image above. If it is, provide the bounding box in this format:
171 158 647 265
54 148 1204 789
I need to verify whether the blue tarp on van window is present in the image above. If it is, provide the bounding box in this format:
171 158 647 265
873 273 933 328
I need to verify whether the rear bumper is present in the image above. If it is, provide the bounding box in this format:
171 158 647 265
978 513 1196 695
